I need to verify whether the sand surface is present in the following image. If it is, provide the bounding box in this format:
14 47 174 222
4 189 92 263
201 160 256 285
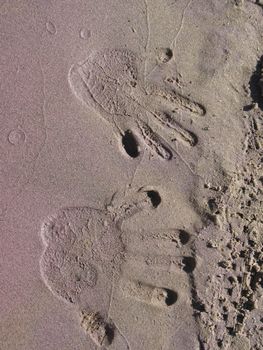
0 0 263 349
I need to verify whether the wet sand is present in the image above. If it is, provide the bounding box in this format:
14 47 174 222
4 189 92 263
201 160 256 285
0 1 262 349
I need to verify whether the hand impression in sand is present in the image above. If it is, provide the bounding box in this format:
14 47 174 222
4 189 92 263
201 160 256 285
68 48 206 160
40 189 195 348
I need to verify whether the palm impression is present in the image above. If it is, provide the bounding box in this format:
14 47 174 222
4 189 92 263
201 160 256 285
68 48 206 160
40 189 195 347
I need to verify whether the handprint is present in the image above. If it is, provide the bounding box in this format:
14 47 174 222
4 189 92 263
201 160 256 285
68 48 206 160
39 189 194 348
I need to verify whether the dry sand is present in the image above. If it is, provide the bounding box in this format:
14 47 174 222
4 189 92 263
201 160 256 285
0 0 263 349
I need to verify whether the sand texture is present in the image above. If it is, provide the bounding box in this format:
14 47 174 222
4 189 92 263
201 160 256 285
0 0 263 349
